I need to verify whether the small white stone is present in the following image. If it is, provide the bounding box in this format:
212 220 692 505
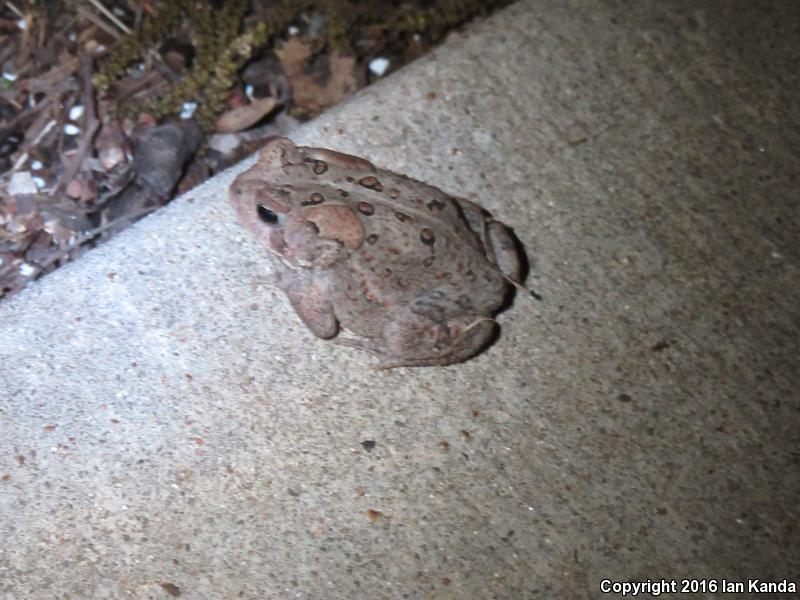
288 25 299 36
8 171 38 195
244 84 255 100
31 160 44 170
17 19 27 30
19 263 36 277
368 57 390 77
208 133 240 155
63 123 81 135
69 104 85 121
2 71 18 82
32 176 46 189
180 101 197 119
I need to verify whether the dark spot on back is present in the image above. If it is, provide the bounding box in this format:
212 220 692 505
302 192 325 206
420 228 435 245
359 176 384 191
394 211 411 223
366 234 378 245
427 198 447 213
357 202 375 216
313 160 328 174
338 189 349 197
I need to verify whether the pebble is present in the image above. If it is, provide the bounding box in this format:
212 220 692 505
69 105 85 121
19 263 36 277
369 57 390 77
180 102 197 119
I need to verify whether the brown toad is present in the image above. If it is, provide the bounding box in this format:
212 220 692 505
229 137 525 368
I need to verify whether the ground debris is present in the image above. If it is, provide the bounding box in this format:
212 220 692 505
0 0 511 300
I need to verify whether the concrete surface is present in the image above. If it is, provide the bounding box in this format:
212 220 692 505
2 1 799 598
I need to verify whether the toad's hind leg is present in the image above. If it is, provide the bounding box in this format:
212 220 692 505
376 311 497 369
455 197 523 283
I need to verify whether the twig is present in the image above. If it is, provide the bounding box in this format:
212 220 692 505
133 0 144 28
76 5 121 40
1 98 53 174
52 56 99 197
11 118 57 172
4 1 22 18
31 204 160 273
86 0 132 35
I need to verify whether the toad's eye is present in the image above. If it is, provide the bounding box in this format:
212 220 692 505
257 204 279 226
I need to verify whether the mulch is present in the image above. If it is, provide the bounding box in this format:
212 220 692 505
0 0 509 299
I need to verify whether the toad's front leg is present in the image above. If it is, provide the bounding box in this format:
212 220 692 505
277 268 339 339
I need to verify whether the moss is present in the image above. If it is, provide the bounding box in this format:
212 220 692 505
93 1 185 90
317 0 354 51
382 0 505 39
96 0 287 129
135 0 250 130
94 0 508 129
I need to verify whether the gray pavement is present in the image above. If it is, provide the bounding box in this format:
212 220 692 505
1 1 799 598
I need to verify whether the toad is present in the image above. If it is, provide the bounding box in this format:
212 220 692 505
230 137 526 368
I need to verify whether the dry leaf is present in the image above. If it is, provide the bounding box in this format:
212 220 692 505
65 177 97 203
215 96 278 133
8 172 38 196
95 121 130 171
134 121 201 197
275 37 313 77
276 38 364 115
297 52 362 114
